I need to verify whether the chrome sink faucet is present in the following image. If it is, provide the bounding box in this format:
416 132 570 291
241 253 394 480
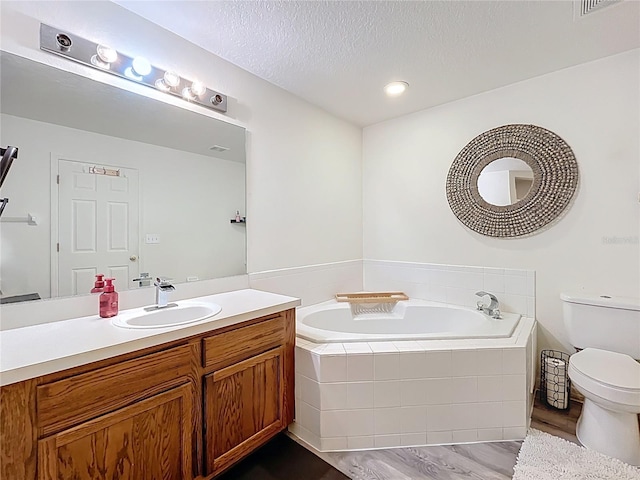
475 291 501 319
154 277 175 309
132 272 152 287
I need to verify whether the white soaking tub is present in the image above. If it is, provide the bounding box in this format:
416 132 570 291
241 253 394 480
291 298 537 452
297 298 521 343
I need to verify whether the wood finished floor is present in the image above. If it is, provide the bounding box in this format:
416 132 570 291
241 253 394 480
217 433 349 480
325 441 522 480
295 395 582 480
218 396 584 480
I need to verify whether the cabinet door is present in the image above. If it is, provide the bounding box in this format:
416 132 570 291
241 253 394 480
38 384 192 480
205 347 284 475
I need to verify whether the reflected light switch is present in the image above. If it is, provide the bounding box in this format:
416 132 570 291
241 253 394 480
145 233 160 244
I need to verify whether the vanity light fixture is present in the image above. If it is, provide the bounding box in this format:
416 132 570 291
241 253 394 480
384 81 409 97
39 23 228 113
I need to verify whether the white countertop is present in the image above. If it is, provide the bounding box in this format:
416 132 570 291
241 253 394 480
0 289 300 387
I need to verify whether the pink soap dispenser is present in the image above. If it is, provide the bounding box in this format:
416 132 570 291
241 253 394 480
99 278 119 318
91 274 105 293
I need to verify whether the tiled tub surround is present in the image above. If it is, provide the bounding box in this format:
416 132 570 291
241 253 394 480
246 260 533 316
290 316 537 451
364 260 536 318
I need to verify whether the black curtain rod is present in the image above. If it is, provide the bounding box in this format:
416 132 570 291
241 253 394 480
0 146 19 218
0 146 19 189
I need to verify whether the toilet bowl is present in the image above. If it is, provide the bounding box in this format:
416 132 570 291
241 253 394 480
561 293 640 465
568 348 640 465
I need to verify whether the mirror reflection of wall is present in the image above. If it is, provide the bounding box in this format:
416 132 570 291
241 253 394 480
0 52 246 302
477 157 534 206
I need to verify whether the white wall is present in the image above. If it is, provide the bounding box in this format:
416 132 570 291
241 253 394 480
363 49 640 352
0 2 363 281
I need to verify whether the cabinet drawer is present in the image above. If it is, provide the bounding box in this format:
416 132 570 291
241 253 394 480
203 315 284 371
37 344 191 436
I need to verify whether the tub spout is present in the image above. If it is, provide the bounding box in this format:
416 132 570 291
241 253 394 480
475 291 501 319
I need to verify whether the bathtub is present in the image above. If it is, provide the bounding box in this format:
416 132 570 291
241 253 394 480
291 298 537 452
297 298 521 343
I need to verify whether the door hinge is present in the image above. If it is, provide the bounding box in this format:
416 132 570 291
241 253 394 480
57 243 60 252
57 174 60 185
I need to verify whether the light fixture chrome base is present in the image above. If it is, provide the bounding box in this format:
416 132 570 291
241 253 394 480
39 23 227 113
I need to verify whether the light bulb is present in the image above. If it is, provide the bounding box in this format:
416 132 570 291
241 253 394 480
384 81 409 97
155 71 181 92
96 44 118 63
131 56 152 77
190 80 206 96
182 87 196 100
155 78 171 92
125 67 142 81
91 55 110 69
163 71 181 88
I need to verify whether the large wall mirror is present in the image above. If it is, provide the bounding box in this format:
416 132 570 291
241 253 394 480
0 52 246 302
446 124 578 237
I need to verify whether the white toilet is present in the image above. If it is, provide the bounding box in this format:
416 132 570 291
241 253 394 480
561 293 640 466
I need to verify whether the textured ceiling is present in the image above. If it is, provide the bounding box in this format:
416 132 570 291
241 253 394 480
114 0 640 126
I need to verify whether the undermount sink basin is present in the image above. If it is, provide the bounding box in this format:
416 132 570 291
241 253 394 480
112 301 222 329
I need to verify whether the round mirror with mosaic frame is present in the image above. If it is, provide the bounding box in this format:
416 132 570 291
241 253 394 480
446 124 578 237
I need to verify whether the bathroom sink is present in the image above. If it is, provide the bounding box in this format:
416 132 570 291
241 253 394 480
112 302 222 329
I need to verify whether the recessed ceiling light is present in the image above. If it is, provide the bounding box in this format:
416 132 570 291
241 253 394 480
384 81 409 97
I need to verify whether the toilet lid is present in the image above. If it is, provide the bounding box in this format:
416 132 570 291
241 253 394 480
570 348 640 391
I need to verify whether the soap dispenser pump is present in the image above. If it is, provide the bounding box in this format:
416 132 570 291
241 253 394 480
99 278 119 318
91 274 105 293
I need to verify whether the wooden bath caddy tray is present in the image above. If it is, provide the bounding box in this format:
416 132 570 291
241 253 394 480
335 292 409 303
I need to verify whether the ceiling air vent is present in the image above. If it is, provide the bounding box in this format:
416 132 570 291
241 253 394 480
576 0 622 17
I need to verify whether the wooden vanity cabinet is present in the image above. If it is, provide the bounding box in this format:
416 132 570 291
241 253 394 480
35 344 195 480
38 383 193 480
202 311 295 476
0 308 296 480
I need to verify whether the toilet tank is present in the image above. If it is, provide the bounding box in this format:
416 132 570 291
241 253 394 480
561 293 640 358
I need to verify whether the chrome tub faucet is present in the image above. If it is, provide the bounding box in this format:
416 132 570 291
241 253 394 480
475 291 501 319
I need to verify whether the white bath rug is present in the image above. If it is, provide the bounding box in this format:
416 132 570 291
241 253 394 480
512 428 640 480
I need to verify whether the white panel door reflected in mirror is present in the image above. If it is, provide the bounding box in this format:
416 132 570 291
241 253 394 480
477 158 534 206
